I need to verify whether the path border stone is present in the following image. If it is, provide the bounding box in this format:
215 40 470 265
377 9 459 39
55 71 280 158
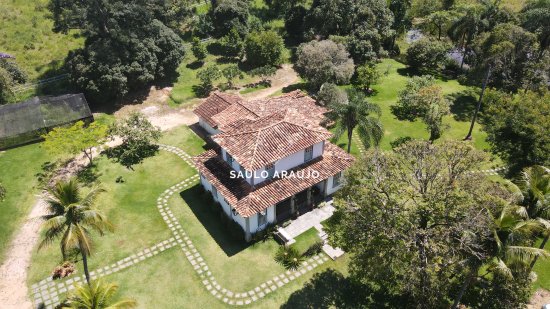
30 144 331 308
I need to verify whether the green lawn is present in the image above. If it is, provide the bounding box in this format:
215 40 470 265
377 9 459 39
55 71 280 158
27 126 204 284
0 143 53 264
99 248 349 309
532 239 550 291
292 228 322 254
0 0 82 79
370 59 490 152
168 53 260 107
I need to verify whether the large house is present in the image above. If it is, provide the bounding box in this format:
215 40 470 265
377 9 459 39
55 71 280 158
193 91 355 241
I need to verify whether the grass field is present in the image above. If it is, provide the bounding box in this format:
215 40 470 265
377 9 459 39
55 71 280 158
0 143 53 264
96 248 348 308
167 53 260 107
27 126 203 284
0 0 82 79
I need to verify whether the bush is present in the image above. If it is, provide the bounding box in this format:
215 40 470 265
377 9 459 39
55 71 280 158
406 38 451 73
51 261 76 280
191 37 207 62
219 28 244 58
302 241 324 257
390 136 414 149
274 246 304 270
244 30 285 68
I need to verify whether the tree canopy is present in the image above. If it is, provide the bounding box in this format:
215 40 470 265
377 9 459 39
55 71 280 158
295 40 354 89
42 121 108 165
49 0 185 103
481 90 550 171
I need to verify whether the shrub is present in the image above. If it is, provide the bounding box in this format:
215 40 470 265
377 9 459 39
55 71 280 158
274 246 304 270
406 38 451 73
191 37 207 62
390 136 414 149
302 241 324 257
244 30 285 68
52 262 76 280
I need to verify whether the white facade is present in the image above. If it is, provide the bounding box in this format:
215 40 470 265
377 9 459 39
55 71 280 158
200 173 276 240
221 141 325 186
198 118 220 135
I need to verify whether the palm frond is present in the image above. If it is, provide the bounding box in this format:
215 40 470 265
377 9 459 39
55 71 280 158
506 245 550 263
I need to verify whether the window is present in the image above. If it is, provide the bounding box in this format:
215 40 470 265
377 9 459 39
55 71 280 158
265 163 275 179
258 211 267 227
304 145 313 162
225 152 234 165
211 185 218 200
332 172 342 188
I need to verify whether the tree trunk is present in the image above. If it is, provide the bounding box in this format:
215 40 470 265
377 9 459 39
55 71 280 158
347 130 353 154
83 149 93 165
82 251 91 285
452 268 476 309
464 65 491 140
530 233 550 271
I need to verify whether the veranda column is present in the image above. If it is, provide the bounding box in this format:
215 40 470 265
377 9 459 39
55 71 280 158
245 217 252 242
323 179 329 197
290 195 296 215
306 187 312 206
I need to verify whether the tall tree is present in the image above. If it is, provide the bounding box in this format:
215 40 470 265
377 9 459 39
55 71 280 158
211 0 250 37
295 40 354 90
244 31 285 68
60 279 136 308
448 5 484 69
327 140 492 307
39 179 113 284
521 0 550 58
481 90 550 170
328 88 383 153
49 0 185 103
472 22 543 92
453 201 549 308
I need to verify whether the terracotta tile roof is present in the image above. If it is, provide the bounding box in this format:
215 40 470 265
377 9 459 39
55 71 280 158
193 143 355 217
193 92 241 128
243 90 328 122
210 102 259 131
212 109 333 171
193 90 328 131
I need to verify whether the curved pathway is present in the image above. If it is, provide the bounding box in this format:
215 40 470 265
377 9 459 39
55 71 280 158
30 145 330 308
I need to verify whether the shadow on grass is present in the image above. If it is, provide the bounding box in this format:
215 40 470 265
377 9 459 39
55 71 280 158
281 269 405 309
186 61 204 70
448 89 478 122
179 185 253 257
282 82 308 93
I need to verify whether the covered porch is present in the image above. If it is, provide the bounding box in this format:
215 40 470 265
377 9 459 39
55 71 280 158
275 180 328 222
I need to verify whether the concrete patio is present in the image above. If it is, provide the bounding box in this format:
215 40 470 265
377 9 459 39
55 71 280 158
277 200 345 260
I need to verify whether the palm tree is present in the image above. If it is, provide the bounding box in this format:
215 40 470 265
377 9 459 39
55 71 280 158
452 202 549 308
60 279 136 309
329 88 383 153
448 5 484 69
515 165 550 270
39 178 113 285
